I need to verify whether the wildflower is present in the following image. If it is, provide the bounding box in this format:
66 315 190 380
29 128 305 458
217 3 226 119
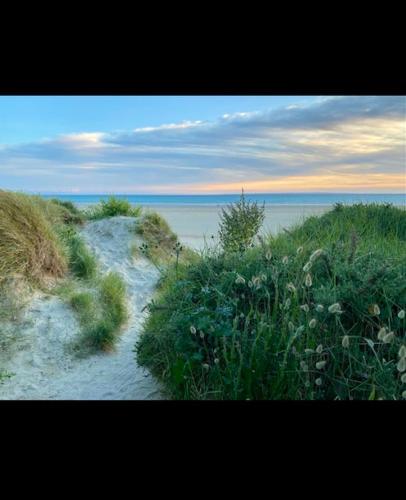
398 345 406 359
288 321 295 333
398 309 405 319
309 249 324 262
302 261 312 273
369 304 381 316
383 332 395 344
309 318 317 329
300 361 308 371
316 304 324 313
284 298 291 309
397 357 406 373
342 335 350 348
296 246 303 255
235 274 246 285
316 360 327 370
265 250 272 261
315 377 322 386
190 326 196 335
316 344 323 354
304 348 314 354
214 358 220 365
286 282 296 293
328 303 342 314
202 363 210 371
305 273 313 287
282 256 289 265
401 373 406 383
300 304 310 313
200 331 205 339
377 327 387 341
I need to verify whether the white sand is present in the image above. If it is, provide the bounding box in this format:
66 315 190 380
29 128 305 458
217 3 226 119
143 204 331 250
0 216 163 400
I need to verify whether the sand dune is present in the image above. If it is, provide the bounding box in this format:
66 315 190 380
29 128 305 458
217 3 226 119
0 216 163 400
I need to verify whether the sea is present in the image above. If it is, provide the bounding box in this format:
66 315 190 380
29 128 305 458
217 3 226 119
41 193 405 206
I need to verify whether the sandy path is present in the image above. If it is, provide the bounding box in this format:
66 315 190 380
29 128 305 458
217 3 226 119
0 216 163 400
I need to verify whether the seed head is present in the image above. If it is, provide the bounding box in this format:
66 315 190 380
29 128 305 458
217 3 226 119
342 335 350 348
300 361 308 371
383 332 395 344
309 318 317 329
286 282 296 293
316 344 323 354
402 391 406 399
302 262 312 272
369 304 381 316
305 273 313 287
300 304 310 313
202 363 210 371
265 251 272 261
284 298 291 309
288 321 295 333
235 274 246 285
316 304 324 313
401 373 406 383
316 360 327 370
248 281 253 288
304 348 314 354
377 327 387 341
200 331 205 339
398 309 405 319
309 249 324 262
398 345 406 359
190 326 196 335
260 273 267 282
315 377 322 386
397 357 406 373
282 256 289 265
328 303 342 314
296 246 304 255
214 358 220 365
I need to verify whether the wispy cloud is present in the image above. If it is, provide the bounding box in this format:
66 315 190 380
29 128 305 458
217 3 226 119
0 96 404 193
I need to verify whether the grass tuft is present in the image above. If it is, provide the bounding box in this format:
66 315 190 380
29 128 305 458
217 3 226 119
85 196 142 220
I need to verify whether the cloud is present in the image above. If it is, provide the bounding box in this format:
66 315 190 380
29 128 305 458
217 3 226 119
0 96 404 193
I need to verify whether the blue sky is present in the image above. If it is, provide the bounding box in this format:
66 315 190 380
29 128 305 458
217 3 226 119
0 96 404 194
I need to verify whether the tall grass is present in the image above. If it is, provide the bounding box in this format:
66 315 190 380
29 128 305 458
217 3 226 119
136 203 406 400
85 196 142 220
0 190 67 286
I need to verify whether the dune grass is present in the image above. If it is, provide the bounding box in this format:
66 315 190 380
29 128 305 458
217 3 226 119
0 191 68 286
136 203 406 400
85 196 142 220
69 272 127 352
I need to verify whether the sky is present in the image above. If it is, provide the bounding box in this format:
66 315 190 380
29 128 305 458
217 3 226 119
0 95 405 194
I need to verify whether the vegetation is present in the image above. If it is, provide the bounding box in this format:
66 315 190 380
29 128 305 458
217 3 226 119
219 190 265 252
0 190 67 286
69 272 127 351
85 196 142 220
137 203 406 400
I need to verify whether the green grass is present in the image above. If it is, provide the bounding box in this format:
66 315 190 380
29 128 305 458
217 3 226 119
136 203 406 400
85 196 142 220
69 272 127 352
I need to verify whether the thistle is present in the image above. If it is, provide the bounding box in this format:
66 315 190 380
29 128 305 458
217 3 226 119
202 363 210 371
369 304 381 316
288 321 295 333
304 348 314 354
282 256 289 265
303 262 312 273
265 250 272 261
300 361 308 371
402 391 406 399
401 373 406 383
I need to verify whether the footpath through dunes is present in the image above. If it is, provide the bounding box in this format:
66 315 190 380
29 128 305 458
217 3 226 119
0 216 163 400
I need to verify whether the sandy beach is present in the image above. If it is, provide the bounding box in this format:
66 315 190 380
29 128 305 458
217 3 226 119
141 204 331 250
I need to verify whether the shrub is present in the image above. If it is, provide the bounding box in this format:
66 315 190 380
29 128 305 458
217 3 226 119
218 190 265 252
85 196 142 220
0 190 67 286
136 204 406 400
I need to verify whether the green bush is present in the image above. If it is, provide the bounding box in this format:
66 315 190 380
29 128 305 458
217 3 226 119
85 196 142 220
218 190 265 252
136 204 406 400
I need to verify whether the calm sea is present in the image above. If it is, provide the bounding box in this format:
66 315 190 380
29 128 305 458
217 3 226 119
41 193 406 206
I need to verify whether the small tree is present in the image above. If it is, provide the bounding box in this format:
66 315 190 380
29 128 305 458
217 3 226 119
218 190 265 252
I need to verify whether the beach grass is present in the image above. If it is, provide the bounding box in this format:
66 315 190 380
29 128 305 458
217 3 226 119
84 196 142 220
136 203 406 400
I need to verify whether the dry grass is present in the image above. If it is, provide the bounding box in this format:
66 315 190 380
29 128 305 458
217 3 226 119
0 190 67 286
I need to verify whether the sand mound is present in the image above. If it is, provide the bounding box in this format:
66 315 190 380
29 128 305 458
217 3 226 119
0 216 163 400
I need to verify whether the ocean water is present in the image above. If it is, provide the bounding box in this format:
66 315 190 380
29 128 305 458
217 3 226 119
42 193 405 206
